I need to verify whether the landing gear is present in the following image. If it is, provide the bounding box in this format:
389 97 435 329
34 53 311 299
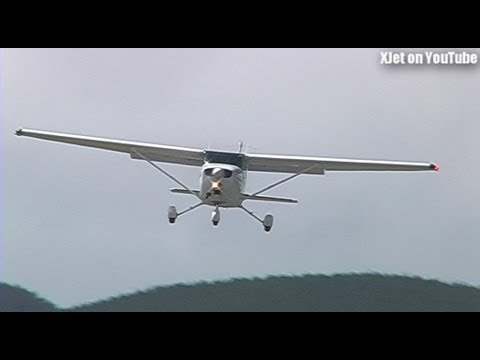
263 214 274 232
168 206 177 224
168 203 274 231
211 206 220 226
240 206 274 232
133 149 312 231
167 203 204 224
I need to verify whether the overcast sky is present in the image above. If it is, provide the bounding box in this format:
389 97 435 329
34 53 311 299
2 48 479 307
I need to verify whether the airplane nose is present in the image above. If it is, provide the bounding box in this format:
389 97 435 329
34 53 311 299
210 179 223 195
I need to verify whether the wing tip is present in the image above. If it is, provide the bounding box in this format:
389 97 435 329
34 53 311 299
430 163 440 172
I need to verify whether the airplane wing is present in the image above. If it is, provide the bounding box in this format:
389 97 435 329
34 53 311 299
15 128 205 167
246 153 439 174
16 128 439 173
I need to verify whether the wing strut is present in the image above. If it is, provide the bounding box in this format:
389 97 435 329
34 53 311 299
239 205 263 223
131 149 203 201
251 164 319 196
177 202 205 216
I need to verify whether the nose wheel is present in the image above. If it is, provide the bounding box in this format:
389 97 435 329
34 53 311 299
211 206 220 226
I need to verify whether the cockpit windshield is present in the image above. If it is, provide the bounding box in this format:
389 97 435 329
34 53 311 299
203 151 246 169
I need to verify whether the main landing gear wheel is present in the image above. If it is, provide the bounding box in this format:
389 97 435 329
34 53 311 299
263 214 274 232
168 206 177 224
211 207 220 227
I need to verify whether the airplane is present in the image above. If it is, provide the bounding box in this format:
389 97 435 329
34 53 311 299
15 128 439 232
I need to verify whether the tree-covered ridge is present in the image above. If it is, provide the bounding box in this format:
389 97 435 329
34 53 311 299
0 283 57 312
2 274 480 312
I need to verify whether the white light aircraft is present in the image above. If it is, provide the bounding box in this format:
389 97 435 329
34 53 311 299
16 128 439 232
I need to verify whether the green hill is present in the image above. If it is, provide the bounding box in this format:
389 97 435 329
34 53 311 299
2 274 480 312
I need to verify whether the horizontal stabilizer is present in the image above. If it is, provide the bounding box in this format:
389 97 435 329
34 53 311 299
242 194 298 204
170 188 200 196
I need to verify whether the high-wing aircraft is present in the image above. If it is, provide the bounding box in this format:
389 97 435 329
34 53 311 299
16 128 439 232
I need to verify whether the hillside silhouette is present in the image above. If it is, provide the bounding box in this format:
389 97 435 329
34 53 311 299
0 283 57 312
2 274 480 311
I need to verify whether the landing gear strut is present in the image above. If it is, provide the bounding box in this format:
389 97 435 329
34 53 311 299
211 206 220 226
240 206 275 232
167 202 204 224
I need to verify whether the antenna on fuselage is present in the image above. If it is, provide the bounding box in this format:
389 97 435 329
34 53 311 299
238 140 244 153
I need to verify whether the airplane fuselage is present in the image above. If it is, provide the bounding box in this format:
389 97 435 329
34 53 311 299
197 150 248 208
